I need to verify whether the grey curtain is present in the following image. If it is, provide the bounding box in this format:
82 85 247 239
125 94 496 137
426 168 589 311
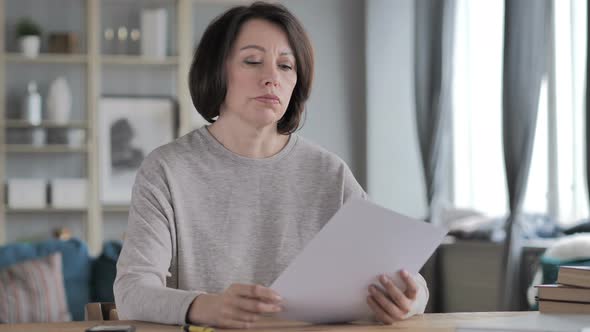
586 0 590 211
500 0 550 311
414 0 456 313
414 0 456 226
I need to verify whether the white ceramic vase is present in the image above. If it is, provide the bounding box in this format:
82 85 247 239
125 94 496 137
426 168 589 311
19 35 40 58
46 77 72 125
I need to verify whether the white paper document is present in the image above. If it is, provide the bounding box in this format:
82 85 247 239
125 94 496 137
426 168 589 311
270 198 448 323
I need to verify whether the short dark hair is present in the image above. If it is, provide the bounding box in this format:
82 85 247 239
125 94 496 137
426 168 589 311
188 2 314 135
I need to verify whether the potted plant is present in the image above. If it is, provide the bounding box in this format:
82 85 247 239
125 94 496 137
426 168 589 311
16 17 42 58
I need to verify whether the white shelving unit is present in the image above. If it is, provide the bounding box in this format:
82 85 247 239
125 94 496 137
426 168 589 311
5 53 88 64
3 120 89 128
101 55 179 66
5 145 88 153
0 0 245 254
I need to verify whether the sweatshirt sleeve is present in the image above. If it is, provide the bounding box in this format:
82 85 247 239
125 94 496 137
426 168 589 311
341 162 368 202
403 272 429 318
113 153 204 325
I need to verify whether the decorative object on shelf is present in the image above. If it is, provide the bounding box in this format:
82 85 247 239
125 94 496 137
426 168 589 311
130 28 141 55
16 17 42 58
49 178 87 209
67 128 86 148
140 8 167 58
46 128 68 145
46 77 72 125
104 28 114 41
31 127 46 147
22 81 45 146
7 178 47 209
23 81 42 125
99 96 177 204
104 27 114 53
130 29 141 42
116 26 128 55
53 227 72 240
48 32 79 53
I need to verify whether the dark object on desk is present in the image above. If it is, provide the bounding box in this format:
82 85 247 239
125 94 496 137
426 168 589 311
85 325 134 332
48 33 79 53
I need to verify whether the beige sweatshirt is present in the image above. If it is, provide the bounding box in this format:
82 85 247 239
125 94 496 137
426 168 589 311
114 126 429 325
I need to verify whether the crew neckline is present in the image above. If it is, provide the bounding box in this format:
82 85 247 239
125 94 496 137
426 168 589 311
198 125 298 165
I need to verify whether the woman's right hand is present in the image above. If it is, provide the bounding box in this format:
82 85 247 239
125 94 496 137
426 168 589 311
187 284 283 329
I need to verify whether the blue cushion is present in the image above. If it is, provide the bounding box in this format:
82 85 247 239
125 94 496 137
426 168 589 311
91 241 122 303
0 238 92 321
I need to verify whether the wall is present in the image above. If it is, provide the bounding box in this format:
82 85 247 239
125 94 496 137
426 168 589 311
366 0 427 219
284 0 367 187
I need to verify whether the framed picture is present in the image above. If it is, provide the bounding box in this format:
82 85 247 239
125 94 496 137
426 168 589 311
99 96 178 205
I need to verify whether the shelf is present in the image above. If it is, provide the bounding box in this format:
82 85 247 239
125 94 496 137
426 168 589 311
5 145 87 153
6 207 87 214
3 120 88 129
103 205 130 213
192 0 253 3
4 53 87 64
101 55 178 66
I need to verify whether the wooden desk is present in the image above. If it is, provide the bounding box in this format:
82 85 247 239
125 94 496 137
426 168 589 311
0 312 530 332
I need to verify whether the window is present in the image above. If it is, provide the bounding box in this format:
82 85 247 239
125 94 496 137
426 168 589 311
452 0 587 226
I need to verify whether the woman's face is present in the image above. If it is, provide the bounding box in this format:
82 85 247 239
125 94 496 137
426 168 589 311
222 19 297 130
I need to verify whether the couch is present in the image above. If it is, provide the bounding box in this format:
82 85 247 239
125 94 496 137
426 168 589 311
0 238 122 321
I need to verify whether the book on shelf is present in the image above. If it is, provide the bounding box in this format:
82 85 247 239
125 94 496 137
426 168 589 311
557 266 590 288
535 284 590 303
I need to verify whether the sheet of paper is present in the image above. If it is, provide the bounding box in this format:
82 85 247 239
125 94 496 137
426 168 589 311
270 198 448 323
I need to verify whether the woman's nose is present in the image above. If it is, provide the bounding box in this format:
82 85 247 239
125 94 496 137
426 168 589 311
261 65 280 87
264 78 279 87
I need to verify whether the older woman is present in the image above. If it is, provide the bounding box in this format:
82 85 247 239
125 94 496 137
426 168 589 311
114 2 428 328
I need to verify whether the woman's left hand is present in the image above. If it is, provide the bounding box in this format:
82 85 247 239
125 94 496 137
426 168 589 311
366 270 418 324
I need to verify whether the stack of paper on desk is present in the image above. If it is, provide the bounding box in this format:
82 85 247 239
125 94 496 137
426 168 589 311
270 198 448 323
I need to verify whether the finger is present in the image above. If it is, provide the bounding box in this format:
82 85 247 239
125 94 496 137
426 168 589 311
231 284 282 303
379 275 412 314
366 295 394 325
233 296 282 314
400 270 418 300
227 307 260 323
369 285 407 320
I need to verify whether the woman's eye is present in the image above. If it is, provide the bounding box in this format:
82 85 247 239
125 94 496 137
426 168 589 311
244 60 262 65
279 64 293 71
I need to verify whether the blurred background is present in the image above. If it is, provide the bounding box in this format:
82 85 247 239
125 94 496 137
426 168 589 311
1 0 589 323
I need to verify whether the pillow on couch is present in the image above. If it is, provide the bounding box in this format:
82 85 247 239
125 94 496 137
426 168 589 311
0 252 71 323
0 238 92 321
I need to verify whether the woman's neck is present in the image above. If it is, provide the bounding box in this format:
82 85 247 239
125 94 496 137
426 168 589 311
207 116 290 159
